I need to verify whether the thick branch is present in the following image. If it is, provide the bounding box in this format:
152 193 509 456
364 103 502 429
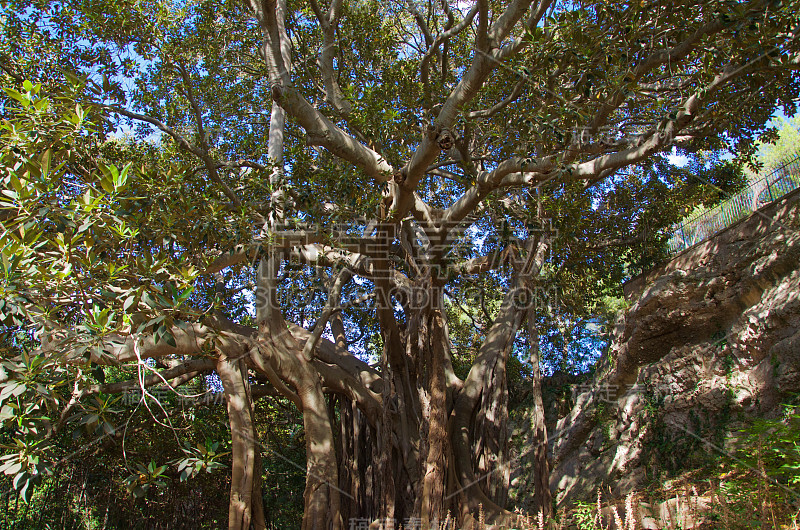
90 358 215 394
308 0 352 115
249 0 393 182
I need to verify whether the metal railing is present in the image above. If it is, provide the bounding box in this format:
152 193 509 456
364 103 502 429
666 155 800 255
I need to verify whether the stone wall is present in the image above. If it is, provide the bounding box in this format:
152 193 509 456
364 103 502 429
510 188 800 509
623 186 800 300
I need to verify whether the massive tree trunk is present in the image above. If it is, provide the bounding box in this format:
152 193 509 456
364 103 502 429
288 236 555 527
212 226 557 529
238 0 551 523
420 304 449 527
451 287 524 524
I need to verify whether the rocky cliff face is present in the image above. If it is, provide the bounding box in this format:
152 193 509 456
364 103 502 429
511 189 800 509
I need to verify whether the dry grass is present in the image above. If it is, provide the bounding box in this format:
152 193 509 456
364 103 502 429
360 469 800 530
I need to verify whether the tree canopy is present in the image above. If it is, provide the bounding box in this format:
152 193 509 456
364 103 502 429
1 0 799 527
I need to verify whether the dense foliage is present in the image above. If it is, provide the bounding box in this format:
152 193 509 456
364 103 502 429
1 0 799 527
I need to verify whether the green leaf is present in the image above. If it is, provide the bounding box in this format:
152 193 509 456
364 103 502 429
18 476 32 503
123 295 137 312
12 469 27 490
1 461 23 476
4 88 29 108
100 177 115 194
116 162 132 190
162 330 177 348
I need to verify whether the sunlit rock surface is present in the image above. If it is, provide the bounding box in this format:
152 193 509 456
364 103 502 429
511 188 800 508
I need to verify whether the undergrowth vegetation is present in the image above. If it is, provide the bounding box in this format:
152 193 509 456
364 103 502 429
2 402 798 528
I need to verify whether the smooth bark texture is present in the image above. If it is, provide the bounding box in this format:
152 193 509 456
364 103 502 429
217 352 264 530
452 288 524 522
526 311 552 518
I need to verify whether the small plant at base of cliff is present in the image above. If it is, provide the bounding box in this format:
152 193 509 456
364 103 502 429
711 398 800 527
574 501 602 530
639 382 665 419
574 497 606 530
731 400 800 486
572 490 638 530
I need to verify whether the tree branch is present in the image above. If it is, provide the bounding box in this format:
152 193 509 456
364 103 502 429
248 0 394 182
98 103 242 207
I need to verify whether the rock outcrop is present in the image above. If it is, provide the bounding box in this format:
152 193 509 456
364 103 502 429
511 188 800 508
